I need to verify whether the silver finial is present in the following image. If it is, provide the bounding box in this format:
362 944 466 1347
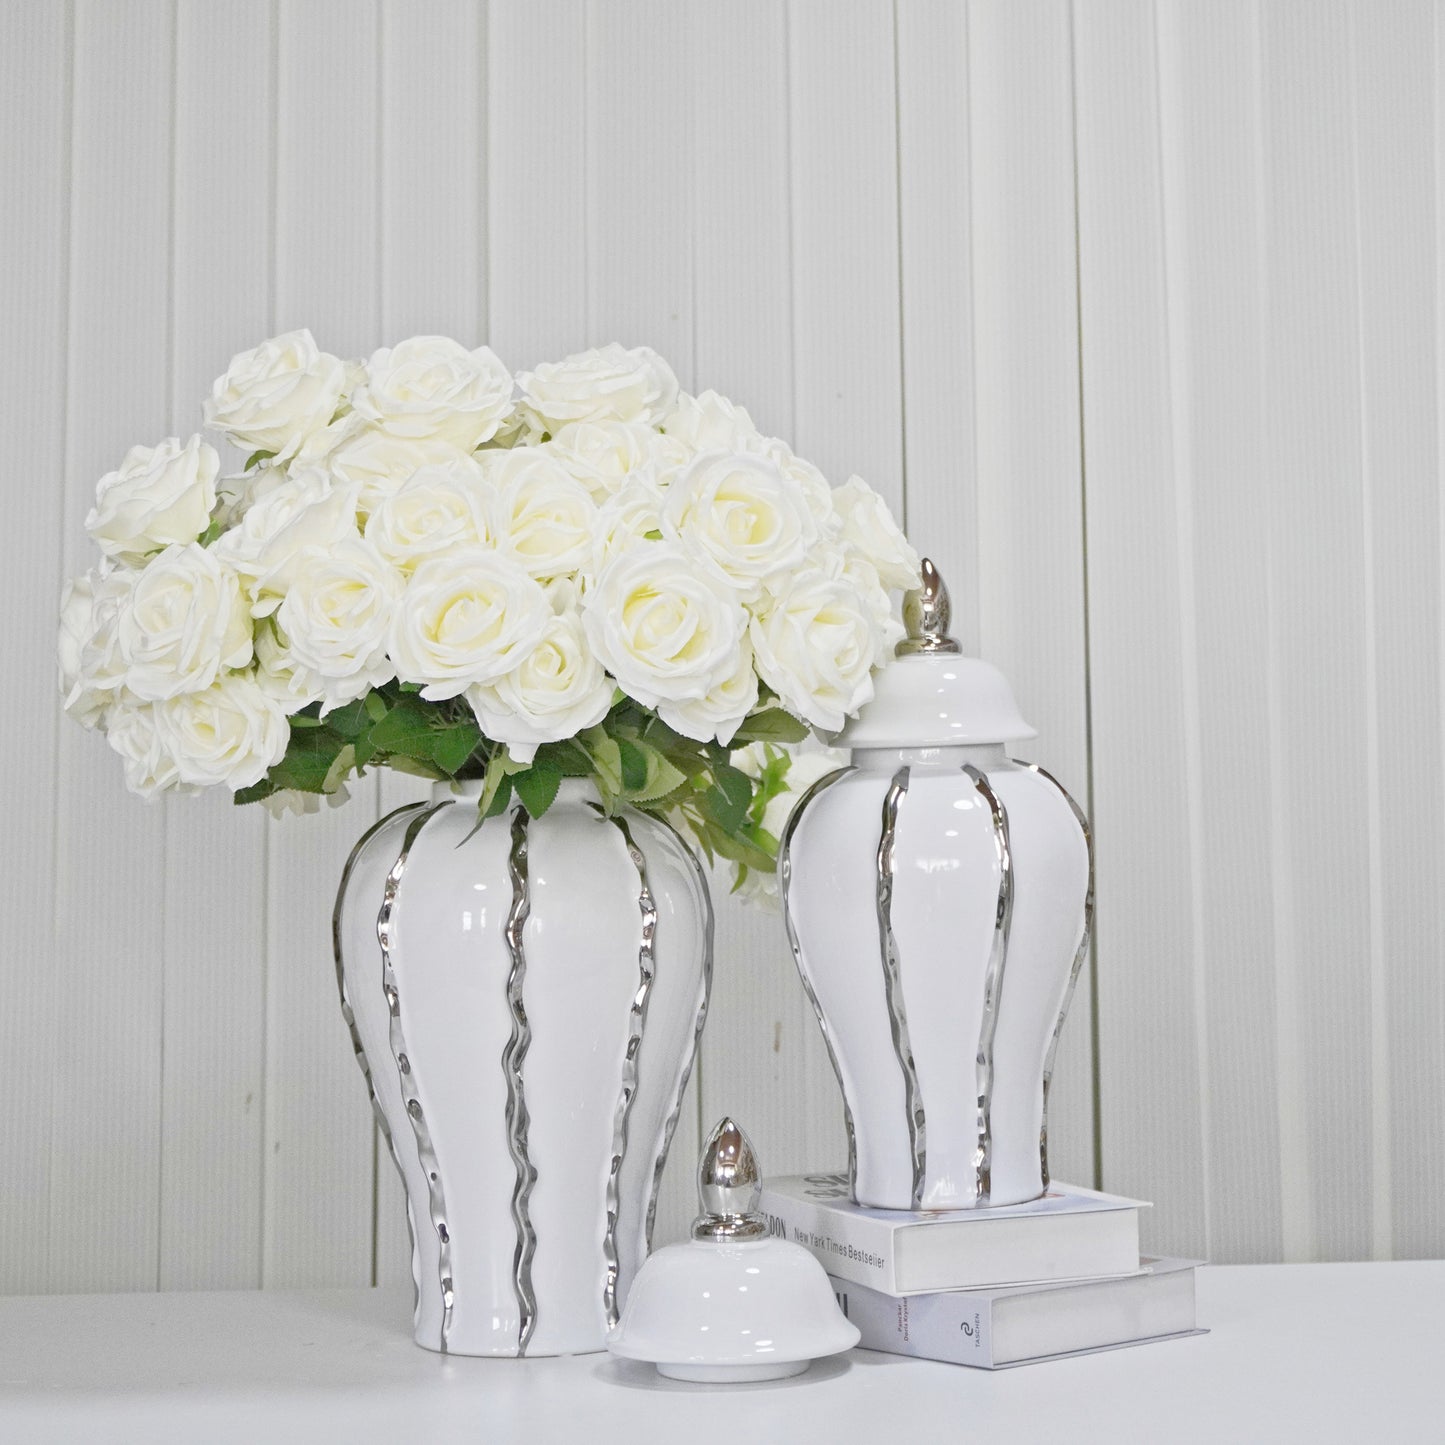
691 1117 768 1242
897 558 962 656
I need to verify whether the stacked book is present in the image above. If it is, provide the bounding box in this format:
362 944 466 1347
758 1173 1202 1369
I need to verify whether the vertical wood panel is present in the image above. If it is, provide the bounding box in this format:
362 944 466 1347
265 0 382 1288
372 0 486 1290
49 0 173 1293
161 0 273 1290
896 0 979 650
487 0 587 366
1074 0 1208 1258
787 0 905 1174
0 0 70 1295
1350 0 1445 1259
1154 0 1285 1264
1260 0 1374 1262
967 0 1094 1190
691 0 818 1193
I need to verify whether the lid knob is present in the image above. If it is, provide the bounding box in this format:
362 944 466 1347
897 557 962 656
691 1117 768 1241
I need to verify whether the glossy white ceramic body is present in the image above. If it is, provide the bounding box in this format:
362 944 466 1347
333 779 712 1356
607 1236 860 1382
782 743 1090 1211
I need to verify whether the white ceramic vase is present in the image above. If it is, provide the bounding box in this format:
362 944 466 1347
779 562 1093 1212
333 778 712 1356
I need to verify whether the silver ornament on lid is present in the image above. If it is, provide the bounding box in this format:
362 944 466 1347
691 1117 768 1241
897 557 962 656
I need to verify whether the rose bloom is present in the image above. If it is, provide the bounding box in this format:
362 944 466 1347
515 344 679 435
389 547 551 700
749 564 883 732
276 537 403 712
350 335 515 449
663 450 819 600
483 446 597 580
113 543 253 701
363 457 496 574
203 329 346 462
467 607 614 763
151 670 290 792
581 541 746 709
85 434 219 563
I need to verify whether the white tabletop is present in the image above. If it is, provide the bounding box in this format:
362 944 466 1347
1 1262 1441 1444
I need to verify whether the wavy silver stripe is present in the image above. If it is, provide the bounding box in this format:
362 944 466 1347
604 815 657 1328
502 806 539 1355
644 812 715 1254
1021 761 1095 1190
877 767 927 1209
332 802 430 1299
779 767 857 1189
962 765 1014 1207
377 801 455 1350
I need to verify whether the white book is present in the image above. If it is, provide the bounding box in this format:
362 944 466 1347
759 1173 1148 1295
832 1257 1202 1368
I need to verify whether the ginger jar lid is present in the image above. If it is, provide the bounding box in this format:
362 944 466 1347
832 559 1037 749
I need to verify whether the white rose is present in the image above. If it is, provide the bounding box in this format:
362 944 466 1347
254 618 326 712
152 670 290 791
466 608 613 762
363 457 495 573
68 565 138 720
583 478 672 582
203 329 346 462
548 419 665 502
837 546 905 663
85 435 219 562
114 543 253 701
484 447 597 579
751 438 838 533
663 451 819 599
276 538 403 712
657 631 759 745
106 699 182 798
212 469 361 615
389 547 551 700
351 335 514 448
582 542 746 707
660 390 762 453
322 422 469 518
516 344 679 435
832 475 921 591
58 570 107 727
749 566 881 731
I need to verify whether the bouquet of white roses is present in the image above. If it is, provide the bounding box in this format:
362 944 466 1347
58 332 920 886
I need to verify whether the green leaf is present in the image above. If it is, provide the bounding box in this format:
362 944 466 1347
234 778 276 805
731 707 811 744
514 756 562 818
198 516 227 548
703 761 753 834
482 774 513 819
385 754 446 780
642 528 664 541
243 449 277 472
618 738 649 793
432 720 482 775
581 727 624 800
621 744 688 805
287 713 324 729
367 697 436 756
324 697 371 737
363 691 388 722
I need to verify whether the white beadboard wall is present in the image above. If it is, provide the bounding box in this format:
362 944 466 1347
2 0 1442 1295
